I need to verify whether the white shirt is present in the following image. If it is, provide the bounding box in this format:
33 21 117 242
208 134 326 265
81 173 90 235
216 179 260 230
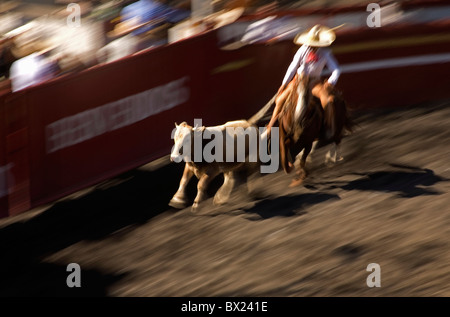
281 45 341 86
10 53 58 92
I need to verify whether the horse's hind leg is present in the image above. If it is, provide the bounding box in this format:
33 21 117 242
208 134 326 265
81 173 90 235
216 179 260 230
325 139 344 166
169 165 194 209
335 141 344 162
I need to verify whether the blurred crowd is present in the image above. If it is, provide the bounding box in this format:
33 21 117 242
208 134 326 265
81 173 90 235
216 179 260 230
0 0 297 93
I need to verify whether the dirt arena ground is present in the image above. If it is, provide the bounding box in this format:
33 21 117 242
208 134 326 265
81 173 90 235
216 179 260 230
0 100 449 298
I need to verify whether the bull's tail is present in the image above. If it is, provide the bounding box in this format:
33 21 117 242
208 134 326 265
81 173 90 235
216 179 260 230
247 93 277 126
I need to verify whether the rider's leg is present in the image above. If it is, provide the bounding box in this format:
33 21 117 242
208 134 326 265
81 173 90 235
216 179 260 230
267 82 293 133
267 95 283 131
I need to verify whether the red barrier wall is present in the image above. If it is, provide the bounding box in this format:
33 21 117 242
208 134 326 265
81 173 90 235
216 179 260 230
1 20 450 218
0 94 8 218
26 32 211 210
332 20 450 108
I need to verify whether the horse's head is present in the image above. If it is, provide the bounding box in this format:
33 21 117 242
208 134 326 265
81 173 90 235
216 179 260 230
171 122 193 162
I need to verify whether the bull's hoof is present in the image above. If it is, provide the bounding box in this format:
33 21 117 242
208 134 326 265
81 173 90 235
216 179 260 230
213 195 226 206
191 201 200 212
169 196 188 209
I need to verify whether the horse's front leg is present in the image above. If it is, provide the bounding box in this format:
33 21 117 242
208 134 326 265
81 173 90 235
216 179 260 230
290 143 312 187
192 171 218 212
279 127 294 174
169 164 194 209
306 140 318 164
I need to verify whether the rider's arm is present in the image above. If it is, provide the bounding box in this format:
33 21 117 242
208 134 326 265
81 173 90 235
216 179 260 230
325 50 341 86
281 45 305 86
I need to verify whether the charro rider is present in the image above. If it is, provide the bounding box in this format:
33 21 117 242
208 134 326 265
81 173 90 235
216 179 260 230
266 24 341 133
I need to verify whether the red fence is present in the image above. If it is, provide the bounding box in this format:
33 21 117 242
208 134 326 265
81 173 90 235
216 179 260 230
333 20 450 108
1 20 450 218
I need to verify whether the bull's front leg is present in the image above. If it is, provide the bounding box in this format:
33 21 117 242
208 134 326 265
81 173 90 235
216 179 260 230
169 164 194 209
192 172 218 212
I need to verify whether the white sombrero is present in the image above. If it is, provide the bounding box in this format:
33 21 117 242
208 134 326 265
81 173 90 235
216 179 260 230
294 24 336 47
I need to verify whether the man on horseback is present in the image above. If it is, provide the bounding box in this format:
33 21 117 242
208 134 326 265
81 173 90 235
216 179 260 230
266 24 341 133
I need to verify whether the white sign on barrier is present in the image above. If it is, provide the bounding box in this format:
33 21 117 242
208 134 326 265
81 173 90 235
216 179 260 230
46 77 190 153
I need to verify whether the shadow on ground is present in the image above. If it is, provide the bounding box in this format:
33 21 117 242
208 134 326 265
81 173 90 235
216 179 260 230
312 164 449 198
0 162 185 296
243 192 340 219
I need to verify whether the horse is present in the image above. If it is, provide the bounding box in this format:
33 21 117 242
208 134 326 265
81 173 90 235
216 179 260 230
277 73 324 187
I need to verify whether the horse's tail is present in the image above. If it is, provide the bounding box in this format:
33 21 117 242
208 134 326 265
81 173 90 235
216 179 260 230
247 93 277 125
332 95 355 135
344 114 355 134
342 100 356 134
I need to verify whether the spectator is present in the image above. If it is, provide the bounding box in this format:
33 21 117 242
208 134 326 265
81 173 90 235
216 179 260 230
9 39 60 92
99 0 190 63
0 37 16 78
117 0 190 47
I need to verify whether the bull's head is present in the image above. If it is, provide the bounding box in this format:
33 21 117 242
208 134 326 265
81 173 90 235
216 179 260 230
170 122 193 162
